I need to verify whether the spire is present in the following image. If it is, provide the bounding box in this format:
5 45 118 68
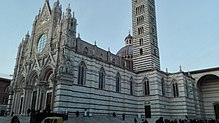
25 31 30 40
78 33 81 39
128 28 131 34
66 4 71 16
73 12 75 18
166 68 168 73
38 8 41 16
179 65 182 72
53 0 60 8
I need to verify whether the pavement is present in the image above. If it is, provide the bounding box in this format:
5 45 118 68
0 115 152 123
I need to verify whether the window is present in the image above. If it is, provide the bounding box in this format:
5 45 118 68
186 80 189 97
138 27 144 35
116 73 121 92
140 49 143 55
172 80 179 97
83 47 88 55
37 34 47 52
152 38 156 45
151 27 155 35
154 49 156 56
130 77 134 95
139 38 143 46
161 78 165 96
143 78 150 96
78 62 86 85
136 5 145 15
112 58 115 64
99 67 105 89
192 84 195 98
100 53 103 60
137 15 144 25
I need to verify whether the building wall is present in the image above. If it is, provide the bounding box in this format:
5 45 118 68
0 77 10 115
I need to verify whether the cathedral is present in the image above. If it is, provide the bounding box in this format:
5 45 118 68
8 0 219 121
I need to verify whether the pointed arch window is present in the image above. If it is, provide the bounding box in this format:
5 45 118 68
172 80 179 97
143 78 150 96
78 62 86 85
116 73 121 93
185 80 189 97
161 78 165 96
130 77 134 95
99 67 105 89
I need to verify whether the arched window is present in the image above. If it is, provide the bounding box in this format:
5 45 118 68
172 80 179 97
116 73 121 92
112 58 115 64
143 78 150 96
140 49 143 55
130 77 134 95
99 67 105 89
185 80 189 97
78 62 86 85
161 78 165 96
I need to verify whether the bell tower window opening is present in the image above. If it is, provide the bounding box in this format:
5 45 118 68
138 27 144 35
139 38 143 46
140 48 143 55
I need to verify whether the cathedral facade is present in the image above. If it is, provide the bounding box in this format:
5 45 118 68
8 0 219 120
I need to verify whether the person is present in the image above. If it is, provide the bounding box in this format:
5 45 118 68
27 108 31 116
113 112 116 117
11 116 20 123
156 117 164 123
76 111 79 117
122 113 125 120
143 119 148 123
11 112 14 117
134 117 138 123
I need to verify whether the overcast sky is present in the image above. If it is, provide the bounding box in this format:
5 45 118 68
0 0 219 75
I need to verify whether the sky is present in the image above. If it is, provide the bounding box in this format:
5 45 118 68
0 0 219 75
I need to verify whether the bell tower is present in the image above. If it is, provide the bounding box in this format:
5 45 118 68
132 0 160 72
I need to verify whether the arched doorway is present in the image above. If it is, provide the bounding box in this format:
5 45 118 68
197 74 219 120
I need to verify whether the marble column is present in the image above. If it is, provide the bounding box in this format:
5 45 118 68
21 86 32 115
51 80 57 111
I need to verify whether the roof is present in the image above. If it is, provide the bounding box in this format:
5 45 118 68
190 67 219 74
125 34 133 40
116 45 133 57
0 74 12 81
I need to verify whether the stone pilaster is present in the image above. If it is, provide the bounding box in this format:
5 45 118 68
35 81 48 111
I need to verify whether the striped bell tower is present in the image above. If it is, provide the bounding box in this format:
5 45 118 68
132 0 160 72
